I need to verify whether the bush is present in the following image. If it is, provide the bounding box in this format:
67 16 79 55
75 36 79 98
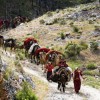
69 22 74 26
17 51 25 60
47 11 53 17
79 41 88 50
59 19 66 25
56 9 60 13
87 63 96 70
39 19 45 24
3 68 12 80
83 70 97 76
73 26 79 33
16 82 37 100
53 18 66 25
90 41 98 51
89 20 94 24
65 42 81 59
60 32 65 40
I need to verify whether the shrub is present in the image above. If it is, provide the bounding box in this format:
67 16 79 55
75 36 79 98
83 70 97 76
60 32 65 40
16 82 38 100
94 25 100 31
73 26 79 33
56 9 60 13
65 42 81 59
3 68 12 80
79 41 88 50
59 19 66 25
87 63 96 70
89 20 94 24
17 51 25 60
39 19 45 24
53 18 66 25
47 11 53 17
53 18 58 23
90 41 98 51
69 22 74 26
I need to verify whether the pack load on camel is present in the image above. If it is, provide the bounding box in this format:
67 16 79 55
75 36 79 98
24 37 38 56
50 59 72 92
28 43 40 63
24 37 37 45
34 48 50 64
46 50 63 66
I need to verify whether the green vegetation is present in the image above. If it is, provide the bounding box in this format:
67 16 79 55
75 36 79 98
3 68 12 80
16 50 25 60
84 76 100 89
60 32 65 39
69 22 74 26
67 60 82 70
59 19 66 25
79 41 88 50
16 82 38 100
83 70 99 76
73 26 79 33
65 42 81 59
46 11 53 17
86 63 96 70
89 20 94 24
39 19 45 24
90 41 99 51
0 0 96 19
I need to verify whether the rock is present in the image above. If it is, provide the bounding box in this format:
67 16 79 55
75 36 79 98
24 75 35 89
92 31 100 37
65 32 70 37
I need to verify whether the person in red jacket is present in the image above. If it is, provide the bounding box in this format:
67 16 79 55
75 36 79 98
45 62 54 81
73 67 83 93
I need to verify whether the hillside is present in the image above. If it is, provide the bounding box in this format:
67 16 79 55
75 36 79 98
3 2 100 63
0 0 97 18
0 2 100 100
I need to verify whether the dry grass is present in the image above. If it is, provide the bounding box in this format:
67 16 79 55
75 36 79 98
32 76 49 100
81 49 100 65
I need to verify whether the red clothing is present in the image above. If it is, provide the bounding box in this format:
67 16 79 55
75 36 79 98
0 20 3 28
24 38 37 46
35 48 50 56
73 69 82 93
46 64 54 72
58 61 68 68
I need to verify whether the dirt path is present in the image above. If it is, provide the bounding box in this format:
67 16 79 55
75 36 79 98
0 49 100 100
21 60 100 100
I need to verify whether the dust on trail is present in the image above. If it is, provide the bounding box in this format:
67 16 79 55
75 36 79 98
1 50 100 100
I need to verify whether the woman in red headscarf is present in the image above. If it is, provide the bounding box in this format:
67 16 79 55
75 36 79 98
45 62 54 81
73 67 83 93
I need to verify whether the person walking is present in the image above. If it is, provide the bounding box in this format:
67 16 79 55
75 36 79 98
45 62 54 81
73 67 83 93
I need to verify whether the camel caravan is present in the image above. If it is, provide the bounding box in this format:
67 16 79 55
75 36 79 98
0 16 30 31
0 35 83 93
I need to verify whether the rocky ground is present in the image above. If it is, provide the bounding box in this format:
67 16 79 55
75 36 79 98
0 2 100 100
0 49 100 100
